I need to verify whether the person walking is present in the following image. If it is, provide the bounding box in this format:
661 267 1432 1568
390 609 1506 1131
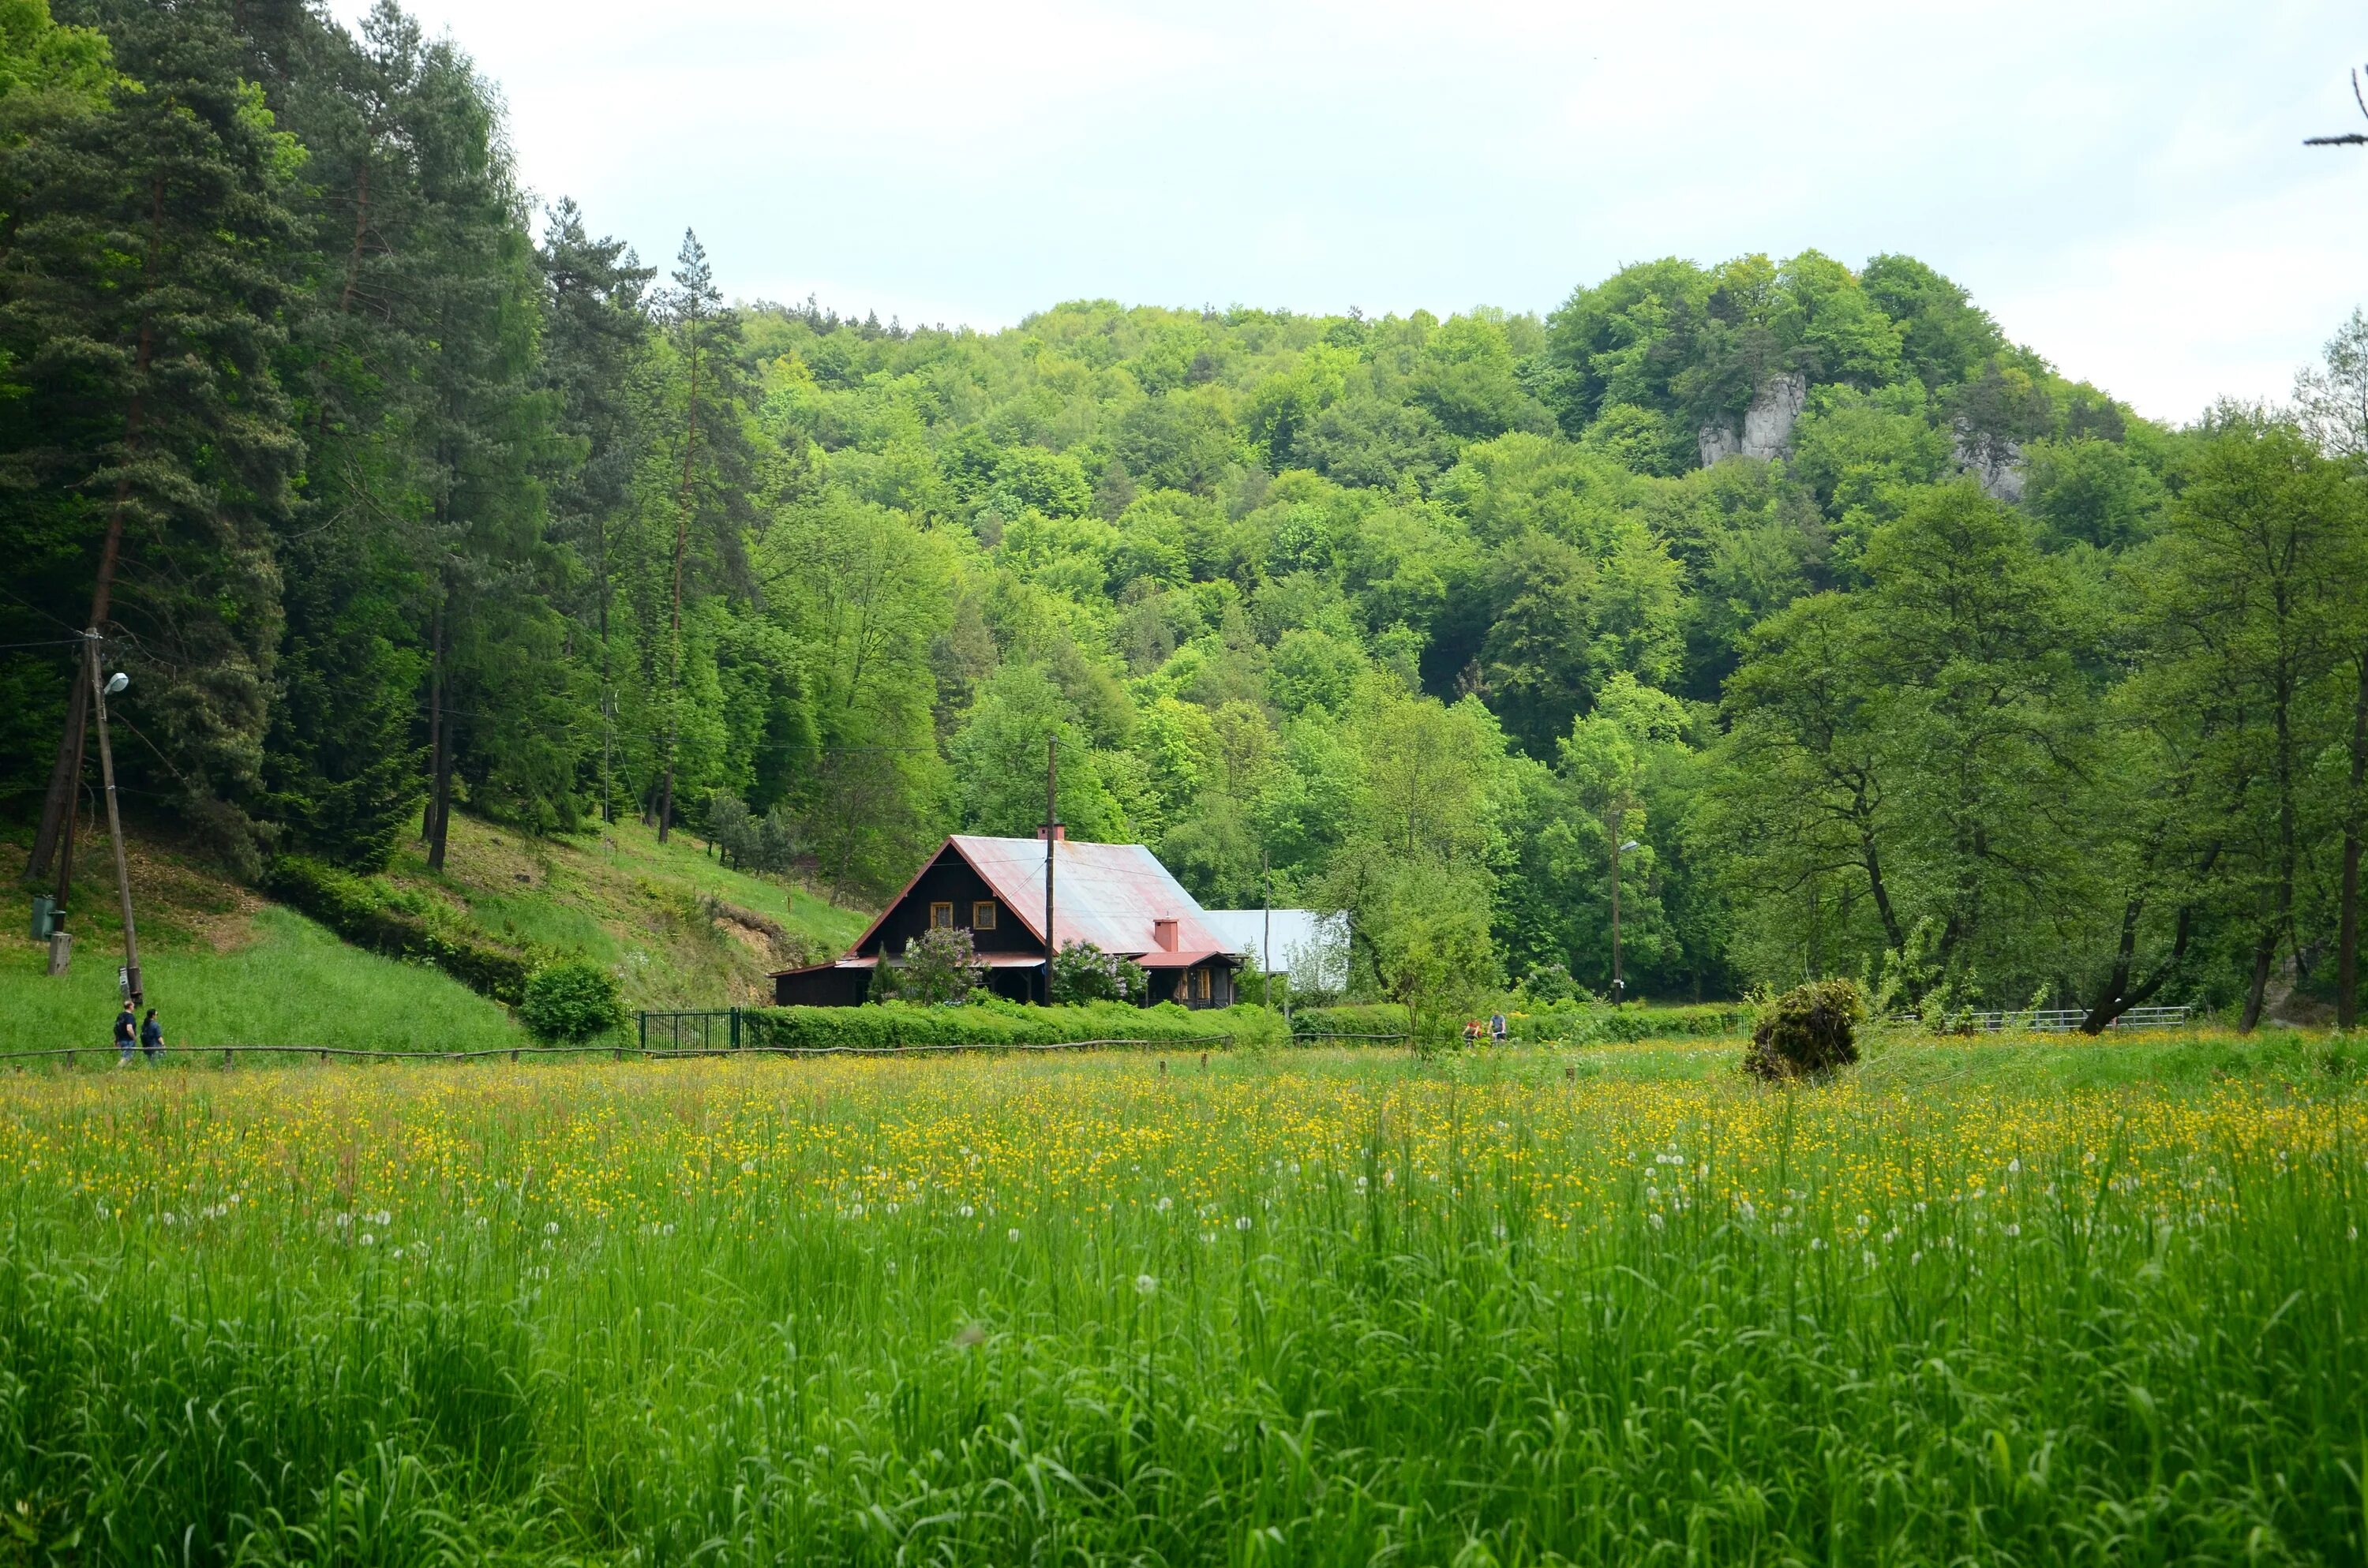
139 1008 163 1062
113 1001 136 1065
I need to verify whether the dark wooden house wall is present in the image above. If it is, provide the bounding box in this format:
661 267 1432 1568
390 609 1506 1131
858 848 1043 960
774 965 873 1007
1147 962 1237 1010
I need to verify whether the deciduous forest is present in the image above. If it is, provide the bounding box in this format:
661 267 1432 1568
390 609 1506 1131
7 0 2367 1030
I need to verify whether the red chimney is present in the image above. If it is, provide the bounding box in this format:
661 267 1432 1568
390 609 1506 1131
1036 824 1066 841
1153 917 1178 952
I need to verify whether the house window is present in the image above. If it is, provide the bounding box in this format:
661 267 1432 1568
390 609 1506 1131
972 900 997 930
929 901 954 930
1195 968 1211 1001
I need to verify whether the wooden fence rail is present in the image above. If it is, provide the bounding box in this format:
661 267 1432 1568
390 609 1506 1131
0 1036 1234 1068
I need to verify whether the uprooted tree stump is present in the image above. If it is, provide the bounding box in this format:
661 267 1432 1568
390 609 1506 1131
1744 979 1865 1080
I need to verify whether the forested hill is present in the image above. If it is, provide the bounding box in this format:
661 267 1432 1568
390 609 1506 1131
6 0 2366 1028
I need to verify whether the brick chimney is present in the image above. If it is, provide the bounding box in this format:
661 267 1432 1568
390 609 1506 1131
1035 824 1066 841
1152 917 1178 952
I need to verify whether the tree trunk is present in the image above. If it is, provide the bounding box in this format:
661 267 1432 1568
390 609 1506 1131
2240 927 2277 1032
26 677 88 897
597 508 613 825
2340 646 2366 1030
2081 902 2195 1033
1853 786 1906 955
24 177 164 889
424 593 449 870
337 158 369 315
658 317 699 845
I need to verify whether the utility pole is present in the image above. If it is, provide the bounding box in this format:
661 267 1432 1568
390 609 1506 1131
1043 735 1058 1005
1261 846 1272 1011
86 632 141 1008
1610 843 1621 1006
1611 829 1639 1008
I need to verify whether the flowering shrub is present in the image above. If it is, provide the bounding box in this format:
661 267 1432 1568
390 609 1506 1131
872 926 987 1006
1050 940 1145 1005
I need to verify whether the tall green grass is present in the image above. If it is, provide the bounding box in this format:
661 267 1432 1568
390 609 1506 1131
0 1041 2358 1564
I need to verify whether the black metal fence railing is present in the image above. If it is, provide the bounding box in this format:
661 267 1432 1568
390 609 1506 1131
639 1009 742 1052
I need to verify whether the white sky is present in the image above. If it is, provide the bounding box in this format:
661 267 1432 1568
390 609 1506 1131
332 0 2368 423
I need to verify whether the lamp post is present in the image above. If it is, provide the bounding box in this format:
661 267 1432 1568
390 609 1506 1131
85 632 141 1008
1611 836 1640 1006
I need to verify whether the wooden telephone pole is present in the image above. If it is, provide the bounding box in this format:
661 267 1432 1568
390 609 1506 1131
86 632 142 1008
1042 735 1058 1005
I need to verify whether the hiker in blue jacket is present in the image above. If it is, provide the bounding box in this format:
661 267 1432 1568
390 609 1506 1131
140 1008 164 1061
114 1002 136 1064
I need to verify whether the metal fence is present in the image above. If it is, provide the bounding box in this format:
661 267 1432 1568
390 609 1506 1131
639 1009 742 1052
1888 1005 2194 1034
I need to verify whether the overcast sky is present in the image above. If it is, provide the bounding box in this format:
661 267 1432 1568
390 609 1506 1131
331 0 2368 423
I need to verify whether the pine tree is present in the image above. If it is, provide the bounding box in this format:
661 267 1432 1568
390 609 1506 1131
646 227 756 842
538 198 653 825
7 0 304 881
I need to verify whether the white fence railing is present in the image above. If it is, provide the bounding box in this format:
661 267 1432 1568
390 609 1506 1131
1888 1005 2194 1034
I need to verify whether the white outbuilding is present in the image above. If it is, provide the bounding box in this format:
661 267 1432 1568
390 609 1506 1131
1198 908 1350 995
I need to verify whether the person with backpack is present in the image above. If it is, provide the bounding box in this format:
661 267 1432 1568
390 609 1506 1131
140 1008 164 1062
113 1001 136 1065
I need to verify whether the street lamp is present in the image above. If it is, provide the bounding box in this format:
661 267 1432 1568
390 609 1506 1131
1612 838 1641 1006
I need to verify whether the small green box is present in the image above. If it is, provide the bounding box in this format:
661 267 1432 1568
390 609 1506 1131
29 895 55 941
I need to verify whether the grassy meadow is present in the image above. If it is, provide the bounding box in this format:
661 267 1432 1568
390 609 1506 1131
0 1030 2359 1564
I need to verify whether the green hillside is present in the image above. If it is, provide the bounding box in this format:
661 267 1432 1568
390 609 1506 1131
0 817 867 1053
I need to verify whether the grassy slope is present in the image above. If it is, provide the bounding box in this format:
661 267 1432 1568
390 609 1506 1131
379 813 866 1010
0 815 869 1051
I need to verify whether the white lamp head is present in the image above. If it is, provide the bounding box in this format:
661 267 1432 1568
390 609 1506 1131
104 672 129 695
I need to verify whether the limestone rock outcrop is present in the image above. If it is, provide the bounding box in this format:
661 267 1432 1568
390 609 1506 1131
1696 372 1808 468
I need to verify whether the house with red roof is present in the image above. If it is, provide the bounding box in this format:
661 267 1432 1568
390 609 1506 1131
770 828 1242 1009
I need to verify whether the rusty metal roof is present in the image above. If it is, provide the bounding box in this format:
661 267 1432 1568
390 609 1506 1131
816 835 1230 971
950 835 1227 958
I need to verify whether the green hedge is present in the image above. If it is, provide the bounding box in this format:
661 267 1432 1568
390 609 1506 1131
1288 1004 1410 1039
1280 1001 1751 1045
264 856 533 1005
741 998 1242 1050
1514 1001 1752 1044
